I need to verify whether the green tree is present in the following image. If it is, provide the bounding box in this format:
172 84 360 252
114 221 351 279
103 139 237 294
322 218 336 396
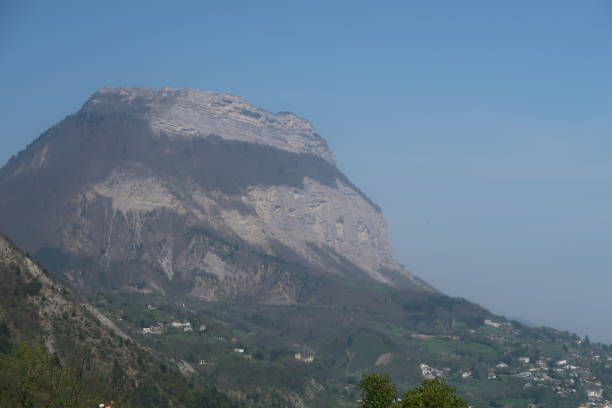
400 378 468 408
357 373 398 408
358 375 469 408
0 342 103 408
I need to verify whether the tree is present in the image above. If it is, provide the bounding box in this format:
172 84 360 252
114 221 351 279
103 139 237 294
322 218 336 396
358 374 469 408
0 342 104 408
357 373 398 408
400 378 468 408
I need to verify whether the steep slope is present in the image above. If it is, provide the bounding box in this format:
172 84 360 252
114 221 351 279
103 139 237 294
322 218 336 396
0 86 431 301
0 233 238 407
0 233 131 362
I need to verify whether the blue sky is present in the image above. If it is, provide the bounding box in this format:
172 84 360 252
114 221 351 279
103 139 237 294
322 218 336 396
1 1 612 341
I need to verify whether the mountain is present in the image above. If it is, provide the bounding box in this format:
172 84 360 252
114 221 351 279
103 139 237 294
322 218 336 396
0 86 431 302
2 87 612 408
0 233 238 407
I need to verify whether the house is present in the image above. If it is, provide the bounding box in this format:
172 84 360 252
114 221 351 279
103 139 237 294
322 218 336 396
197 360 208 365
587 389 603 400
515 371 532 379
294 352 315 363
171 322 192 330
484 319 503 328
556 360 567 366
567 365 579 370
419 363 443 379
496 362 509 369
142 326 162 334
233 348 245 353
518 357 530 364
198 324 207 332
461 370 473 378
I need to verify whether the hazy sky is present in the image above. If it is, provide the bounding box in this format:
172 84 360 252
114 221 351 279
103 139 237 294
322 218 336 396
1 1 611 342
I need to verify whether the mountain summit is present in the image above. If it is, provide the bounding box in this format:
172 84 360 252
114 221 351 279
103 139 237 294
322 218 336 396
0 86 432 301
83 87 335 163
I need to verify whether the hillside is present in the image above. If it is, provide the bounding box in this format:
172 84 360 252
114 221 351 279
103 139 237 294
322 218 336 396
84 284 612 408
0 234 238 407
3 229 611 407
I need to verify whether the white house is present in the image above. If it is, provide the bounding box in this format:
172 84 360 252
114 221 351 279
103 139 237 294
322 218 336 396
171 322 192 330
484 319 502 328
142 326 162 334
518 357 530 364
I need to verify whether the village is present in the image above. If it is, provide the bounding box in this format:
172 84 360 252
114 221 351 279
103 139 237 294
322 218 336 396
418 319 612 408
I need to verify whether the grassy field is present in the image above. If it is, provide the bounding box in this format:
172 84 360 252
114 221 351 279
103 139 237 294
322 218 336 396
418 338 499 361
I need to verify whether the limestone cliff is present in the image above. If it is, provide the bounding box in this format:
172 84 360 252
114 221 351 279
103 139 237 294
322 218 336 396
0 87 433 302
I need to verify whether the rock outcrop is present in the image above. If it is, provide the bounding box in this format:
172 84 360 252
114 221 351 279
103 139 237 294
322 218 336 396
0 87 433 302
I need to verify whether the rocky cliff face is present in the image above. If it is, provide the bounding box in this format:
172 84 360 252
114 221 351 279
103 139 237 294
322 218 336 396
83 87 335 163
0 87 432 302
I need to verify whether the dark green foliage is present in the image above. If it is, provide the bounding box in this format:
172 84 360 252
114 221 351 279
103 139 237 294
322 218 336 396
0 342 104 407
401 379 468 408
358 374 468 408
0 321 12 354
14 277 42 297
401 295 487 328
357 373 397 408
